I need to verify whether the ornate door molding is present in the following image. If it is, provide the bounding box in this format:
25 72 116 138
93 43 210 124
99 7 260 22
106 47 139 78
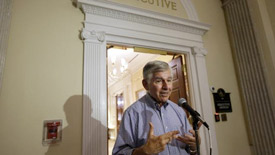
77 0 218 154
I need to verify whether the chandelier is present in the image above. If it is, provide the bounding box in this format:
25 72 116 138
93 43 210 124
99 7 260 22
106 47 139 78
108 48 133 80
110 56 128 76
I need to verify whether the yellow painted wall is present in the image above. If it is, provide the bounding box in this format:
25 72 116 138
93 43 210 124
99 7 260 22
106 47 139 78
109 0 188 19
131 66 144 101
0 0 83 155
2 0 273 154
191 0 252 154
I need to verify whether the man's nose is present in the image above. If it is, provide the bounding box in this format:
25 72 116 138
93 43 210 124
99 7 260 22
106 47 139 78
162 81 169 89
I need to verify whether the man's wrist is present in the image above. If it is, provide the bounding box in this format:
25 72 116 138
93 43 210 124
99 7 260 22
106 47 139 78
132 145 149 155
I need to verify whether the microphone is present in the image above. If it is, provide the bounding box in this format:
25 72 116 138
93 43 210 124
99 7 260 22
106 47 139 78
178 98 209 129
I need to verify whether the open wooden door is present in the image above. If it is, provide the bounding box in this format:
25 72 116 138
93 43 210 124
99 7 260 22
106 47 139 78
168 56 187 104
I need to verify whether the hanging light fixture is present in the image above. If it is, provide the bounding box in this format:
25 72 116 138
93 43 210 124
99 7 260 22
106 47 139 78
108 47 132 79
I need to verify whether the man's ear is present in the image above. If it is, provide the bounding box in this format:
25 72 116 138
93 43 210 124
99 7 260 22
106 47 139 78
142 79 149 90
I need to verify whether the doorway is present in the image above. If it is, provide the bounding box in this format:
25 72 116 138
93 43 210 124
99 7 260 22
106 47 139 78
107 44 190 154
79 1 215 154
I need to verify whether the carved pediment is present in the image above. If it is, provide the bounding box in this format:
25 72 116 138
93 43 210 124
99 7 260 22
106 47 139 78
78 0 210 36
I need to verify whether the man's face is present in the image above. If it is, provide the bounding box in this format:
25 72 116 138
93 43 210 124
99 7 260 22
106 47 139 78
143 70 173 103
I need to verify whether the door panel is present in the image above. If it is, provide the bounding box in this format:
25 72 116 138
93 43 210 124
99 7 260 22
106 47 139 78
168 56 187 104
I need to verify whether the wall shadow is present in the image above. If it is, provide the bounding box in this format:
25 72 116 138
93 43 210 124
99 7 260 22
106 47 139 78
45 95 107 155
82 95 108 155
45 95 82 155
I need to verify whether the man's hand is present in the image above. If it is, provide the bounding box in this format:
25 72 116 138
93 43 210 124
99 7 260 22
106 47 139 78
176 129 201 151
133 122 179 155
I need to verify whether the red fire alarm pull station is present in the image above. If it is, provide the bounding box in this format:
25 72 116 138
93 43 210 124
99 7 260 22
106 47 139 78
43 120 62 145
47 121 60 139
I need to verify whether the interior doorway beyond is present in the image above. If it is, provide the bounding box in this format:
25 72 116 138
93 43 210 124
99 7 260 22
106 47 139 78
107 45 190 155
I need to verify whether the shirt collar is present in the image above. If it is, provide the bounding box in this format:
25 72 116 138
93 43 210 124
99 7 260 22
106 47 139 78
145 93 169 109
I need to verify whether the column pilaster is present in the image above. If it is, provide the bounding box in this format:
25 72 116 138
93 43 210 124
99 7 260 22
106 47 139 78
82 29 107 155
191 46 218 155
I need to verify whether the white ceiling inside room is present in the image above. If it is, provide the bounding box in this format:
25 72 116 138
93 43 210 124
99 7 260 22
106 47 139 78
107 46 158 87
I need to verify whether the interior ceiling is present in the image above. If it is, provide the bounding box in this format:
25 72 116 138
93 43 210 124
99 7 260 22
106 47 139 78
107 47 158 87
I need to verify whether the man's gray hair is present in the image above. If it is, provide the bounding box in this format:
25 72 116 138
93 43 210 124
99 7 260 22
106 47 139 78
143 60 172 82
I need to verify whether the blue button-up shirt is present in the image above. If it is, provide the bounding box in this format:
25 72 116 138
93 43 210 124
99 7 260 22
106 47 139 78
112 93 192 155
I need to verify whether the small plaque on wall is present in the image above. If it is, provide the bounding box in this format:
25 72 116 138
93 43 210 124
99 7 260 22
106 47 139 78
213 88 232 113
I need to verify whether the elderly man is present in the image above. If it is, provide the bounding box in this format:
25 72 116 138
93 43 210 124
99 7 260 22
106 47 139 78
112 60 199 155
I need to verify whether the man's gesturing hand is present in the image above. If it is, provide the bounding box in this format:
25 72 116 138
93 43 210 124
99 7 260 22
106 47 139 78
176 129 201 151
133 122 179 155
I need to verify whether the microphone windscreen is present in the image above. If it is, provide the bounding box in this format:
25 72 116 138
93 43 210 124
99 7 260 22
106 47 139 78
178 98 187 107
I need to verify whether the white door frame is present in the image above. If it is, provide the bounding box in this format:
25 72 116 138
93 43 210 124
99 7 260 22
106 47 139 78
77 0 218 154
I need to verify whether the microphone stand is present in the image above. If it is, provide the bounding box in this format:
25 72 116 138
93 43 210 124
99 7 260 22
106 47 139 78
192 116 200 155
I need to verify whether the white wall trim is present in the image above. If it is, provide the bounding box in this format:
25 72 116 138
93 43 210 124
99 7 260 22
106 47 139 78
81 5 206 35
81 28 107 155
190 47 218 155
77 0 218 154
79 0 210 35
